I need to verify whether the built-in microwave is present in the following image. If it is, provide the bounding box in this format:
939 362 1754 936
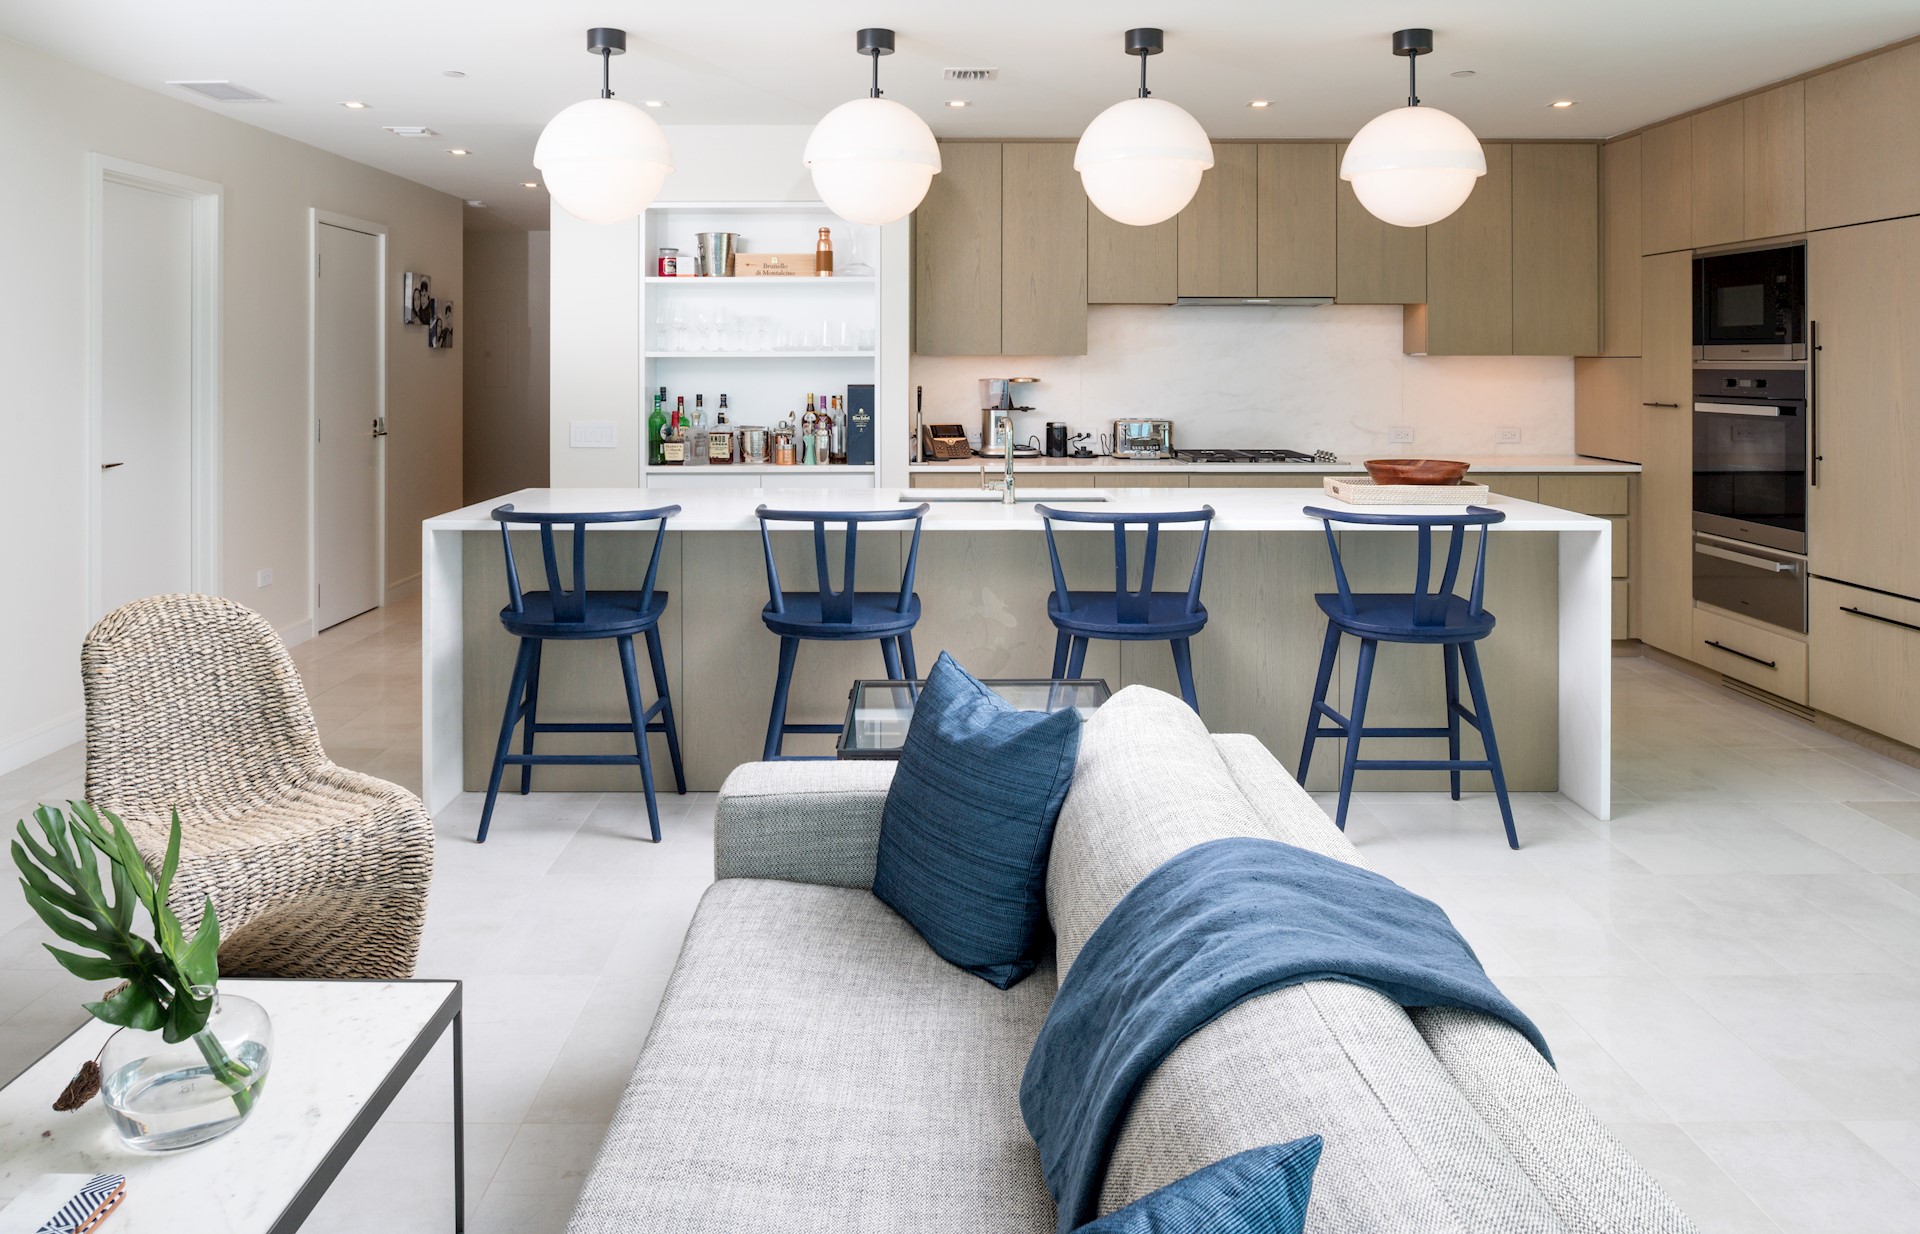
1694 243 1806 361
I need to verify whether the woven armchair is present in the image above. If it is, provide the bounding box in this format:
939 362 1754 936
81 594 433 979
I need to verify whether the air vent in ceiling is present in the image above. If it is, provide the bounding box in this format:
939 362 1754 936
383 126 440 138
943 67 998 82
168 80 273 102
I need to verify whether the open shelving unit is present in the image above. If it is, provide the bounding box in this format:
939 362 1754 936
640 202 881 488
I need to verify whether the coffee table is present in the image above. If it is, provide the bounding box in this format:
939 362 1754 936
0 978 463 1234
836 677 1112 759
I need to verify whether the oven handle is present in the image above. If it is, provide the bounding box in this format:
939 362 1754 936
1693 401 1793 416
1809 318 1821 487
1693 540 1798 573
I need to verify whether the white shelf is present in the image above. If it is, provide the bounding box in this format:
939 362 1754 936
644 276 875 286
645 351 875 360
646 464 876 475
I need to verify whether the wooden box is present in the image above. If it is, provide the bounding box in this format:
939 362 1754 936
735 252 819 277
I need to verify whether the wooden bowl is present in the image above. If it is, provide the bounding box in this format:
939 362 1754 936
1363 458 1471 486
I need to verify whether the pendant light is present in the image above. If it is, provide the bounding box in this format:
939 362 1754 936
533 28 675 225
1340 28 1485 228
804 29 942 226
1075 29 1214 228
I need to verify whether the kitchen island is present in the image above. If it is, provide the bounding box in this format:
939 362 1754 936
422 486 1613 822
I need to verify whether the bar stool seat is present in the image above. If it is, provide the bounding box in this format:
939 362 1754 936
1314 592 1495 643
501 590 669 640
761 592 922 641
1048 590 1209 640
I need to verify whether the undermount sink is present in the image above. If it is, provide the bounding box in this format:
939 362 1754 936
901 491 1110 504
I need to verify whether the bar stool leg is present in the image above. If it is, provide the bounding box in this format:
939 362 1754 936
1460 642 1519 849
1298 622 1342 784
1443 643 1463 802
764 636 801 761
1065 636 1089 679
1335 638 1378 833
897 632 918 681
644 627 685 794
617 634 662 843
478 638 535 843
518 640 543 795
880 635 904 680
1050 630 1071 679
1169 638 1198 712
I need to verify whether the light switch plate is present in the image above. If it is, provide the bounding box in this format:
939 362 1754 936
1496 427 1522 444
1388 426 1415 445
570 421 617 449
256 568 273 588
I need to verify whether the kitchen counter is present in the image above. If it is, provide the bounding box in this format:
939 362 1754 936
907 453 1641 475
423 486 1612 823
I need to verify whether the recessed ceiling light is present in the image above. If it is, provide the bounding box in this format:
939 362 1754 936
383 125 437 137
1247 99 1272 109
442 70 466 78
1550 99 1579 108
945 99 970 108
641 99 667 108
1450 69 1477 78
521 181 540 189
448 148 470 156
340 100 368 109
466 199 485 207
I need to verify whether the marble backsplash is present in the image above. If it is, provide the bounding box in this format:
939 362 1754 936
908 304 1575 457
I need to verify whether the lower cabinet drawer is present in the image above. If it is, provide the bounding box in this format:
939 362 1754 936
1810 579 1920 748
1612 580 1630 639
1692 605 1809 704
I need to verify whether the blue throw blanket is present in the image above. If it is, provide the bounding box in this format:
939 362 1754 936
1021 836 1550 1233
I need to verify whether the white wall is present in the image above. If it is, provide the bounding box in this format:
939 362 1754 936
0 36 463 773
909 305 1574 457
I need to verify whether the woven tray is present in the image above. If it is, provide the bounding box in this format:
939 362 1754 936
1322 476 1492 506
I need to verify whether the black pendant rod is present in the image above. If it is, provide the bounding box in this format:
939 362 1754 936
1125 27 1163 99
587 28 627 100
1392 28 1434 108
857 28 896 99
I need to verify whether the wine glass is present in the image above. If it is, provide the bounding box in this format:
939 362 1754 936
670 306 689 352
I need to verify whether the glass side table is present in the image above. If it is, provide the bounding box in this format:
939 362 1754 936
836 678 1112 760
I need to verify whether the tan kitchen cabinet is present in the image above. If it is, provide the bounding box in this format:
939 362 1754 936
1599 136 1642 356
1689 100 1745 250
1743 81 1806 240
1333 141 1427 305
1513 143 1601 355
1177 143 1258 298
1806 40 1920 232
1640 117 1693 255
1406 143 1513 355
1693 605 1808 705
1255 143 1338 299
1088 206 1177 305
1810 578 1920 749
1001 143 1087 355
913 141 1002 355
1575 356 1644 463
1634 250 1695 657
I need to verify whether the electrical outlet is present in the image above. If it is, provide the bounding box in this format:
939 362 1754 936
256 568 273 588
569 420 617 449
1388 426 1415 445
1495 427 1522 444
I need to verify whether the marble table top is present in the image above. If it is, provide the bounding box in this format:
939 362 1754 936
0 979 458 1234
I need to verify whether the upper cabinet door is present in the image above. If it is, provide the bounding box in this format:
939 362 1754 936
1088 207 1177 305
1513 143 1600 356
1334 141 1427 304
1413 142 1512 356
1600 136 1643 357
1743 81 1806 240
1690 100 1745 249
1640 117 1693 254
1001 143 1088 355
1255 143 1336 299
1177 143 1258 297
1806 41 1920 231
914 142 1002 356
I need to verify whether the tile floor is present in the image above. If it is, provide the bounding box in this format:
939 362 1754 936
6 599 1920 1232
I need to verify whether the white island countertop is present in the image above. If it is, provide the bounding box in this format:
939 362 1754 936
905 453 1641 475
425 485 1610 534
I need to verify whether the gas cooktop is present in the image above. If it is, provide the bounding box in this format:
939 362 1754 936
1171 448 1342 464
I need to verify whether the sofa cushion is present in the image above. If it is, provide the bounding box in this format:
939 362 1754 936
566 879 1057 1234
1080 1138 1322 1234
874 652 1081 989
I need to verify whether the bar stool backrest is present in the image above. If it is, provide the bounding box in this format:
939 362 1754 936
490 503 681 624
754 504 930 624
1035 505 1216 624
1301 505 1506 627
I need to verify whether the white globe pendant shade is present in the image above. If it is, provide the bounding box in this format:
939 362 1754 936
534 97 674 225
804 96 942 226
1340 104 1486 228
1074 96 1214 227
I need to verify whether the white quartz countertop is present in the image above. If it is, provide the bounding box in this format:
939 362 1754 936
907 453 1641 475
428 486 1609 533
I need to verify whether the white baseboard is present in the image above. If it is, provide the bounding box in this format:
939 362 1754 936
0 710 84 778
385 572 421 604
277 616 316 649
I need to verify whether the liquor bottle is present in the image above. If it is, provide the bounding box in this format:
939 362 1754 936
688 409 707 466
661 397 686 465
830 395 847 465
648 388 667 467
710 403 735 465
800 406 818 465
816 227 833 277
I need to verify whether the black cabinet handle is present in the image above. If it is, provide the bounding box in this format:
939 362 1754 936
1841 606 1920 635
1703 640 1777 669
1641 401 1681 408
1810 319 1821 487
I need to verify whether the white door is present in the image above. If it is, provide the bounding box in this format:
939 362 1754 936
99 180 194 615
314 221 383 630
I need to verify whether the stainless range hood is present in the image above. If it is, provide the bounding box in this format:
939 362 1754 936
1174 295 1335 307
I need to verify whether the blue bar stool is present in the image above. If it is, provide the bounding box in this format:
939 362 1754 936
1036 504 1215 711
1296 505 1518 848
479 503 684 844
756 503 929 760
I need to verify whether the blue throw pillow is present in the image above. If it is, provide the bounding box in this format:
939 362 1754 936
1078 1138 1323 1234
872 652 1082 989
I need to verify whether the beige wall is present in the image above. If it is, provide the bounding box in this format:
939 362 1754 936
0 35 463 771
463 229 550 501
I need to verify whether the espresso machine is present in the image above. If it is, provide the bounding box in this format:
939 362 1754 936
977 377 1042 457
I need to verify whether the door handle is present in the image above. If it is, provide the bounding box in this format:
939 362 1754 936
1641 401 1680 409
1840 605 1920 635
1703 640 1777 669
371 417 388 438
1809 318 1821 487
100 462 125 470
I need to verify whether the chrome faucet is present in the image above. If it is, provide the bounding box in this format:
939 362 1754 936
980 412 1017 504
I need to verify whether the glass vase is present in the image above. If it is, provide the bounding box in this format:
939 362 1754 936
100 988 273 1151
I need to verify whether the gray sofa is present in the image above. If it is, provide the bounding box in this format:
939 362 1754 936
567 686 1697 1233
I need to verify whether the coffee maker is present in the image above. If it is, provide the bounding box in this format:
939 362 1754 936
978 377 1042 457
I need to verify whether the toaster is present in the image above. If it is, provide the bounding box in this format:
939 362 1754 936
1110 419 1174 459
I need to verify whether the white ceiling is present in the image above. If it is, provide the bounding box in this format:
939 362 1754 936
6 1 1916 229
